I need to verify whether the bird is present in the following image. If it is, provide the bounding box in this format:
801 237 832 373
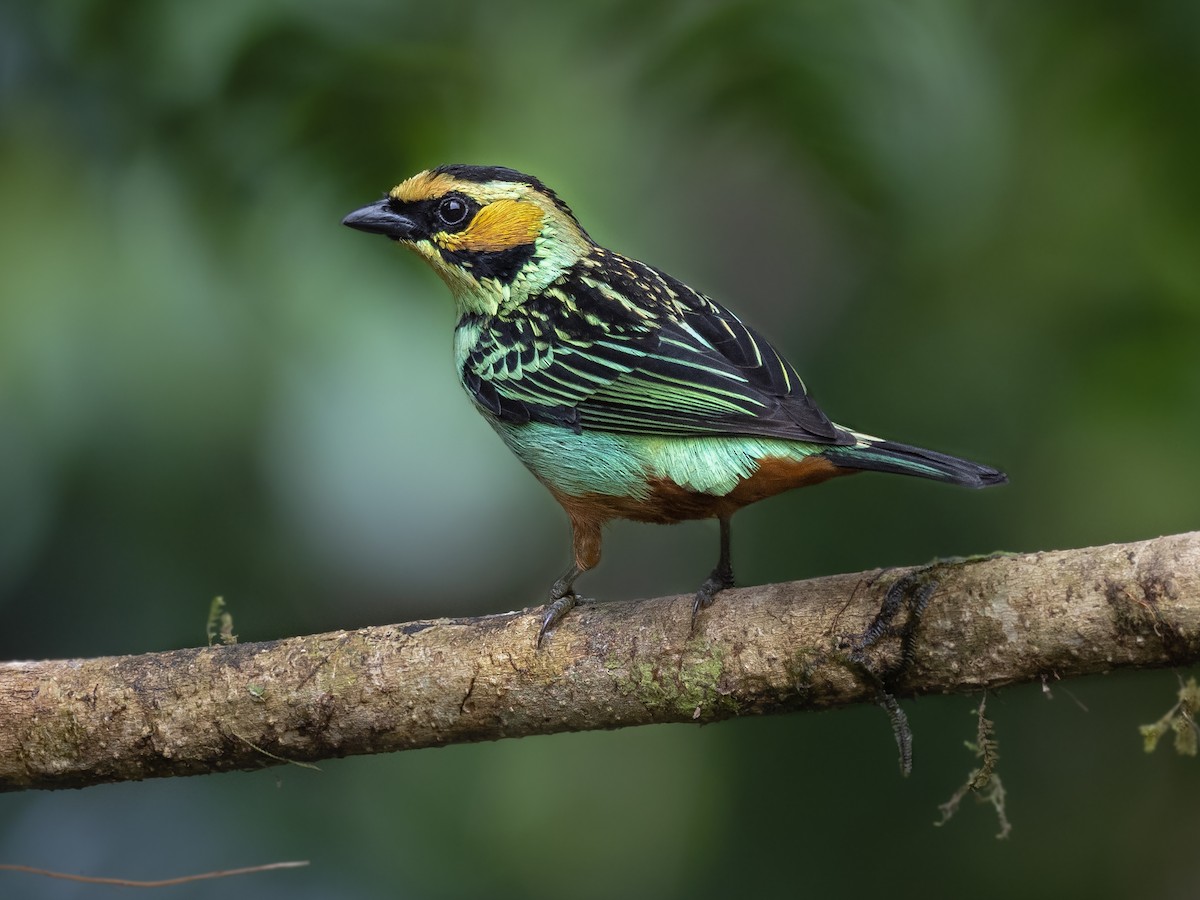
343 164 1006 644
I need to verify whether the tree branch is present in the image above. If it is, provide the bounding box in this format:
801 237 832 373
3 532 1198 792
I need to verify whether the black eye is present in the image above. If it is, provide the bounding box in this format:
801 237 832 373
437 196 469 226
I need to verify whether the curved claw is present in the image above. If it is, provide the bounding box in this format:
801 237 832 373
537 593 578 648
691 570 734 621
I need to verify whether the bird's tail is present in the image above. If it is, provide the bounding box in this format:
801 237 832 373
822 437 1007 489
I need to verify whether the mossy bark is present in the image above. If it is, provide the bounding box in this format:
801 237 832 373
2 532 1199 792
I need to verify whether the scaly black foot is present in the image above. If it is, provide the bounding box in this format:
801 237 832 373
538 568 583 648
691 515 734 622
691 567 734 620
538 592 577 647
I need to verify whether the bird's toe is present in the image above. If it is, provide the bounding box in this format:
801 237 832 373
537 592 578 648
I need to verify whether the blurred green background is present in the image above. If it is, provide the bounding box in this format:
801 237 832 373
2 0 1199 896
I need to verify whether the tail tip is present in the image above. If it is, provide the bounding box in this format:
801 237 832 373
967 468 1008 489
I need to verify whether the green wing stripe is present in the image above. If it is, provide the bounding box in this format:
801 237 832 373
619 368 764 407
593 339 650 359
502 371 588 405
650 353 750 383
721 311 765 367
591 377 749 414
562 347 637 375
491 380 569 405
580 410 730 435
673 319 717 349
654 335 700 354
551 360 618 386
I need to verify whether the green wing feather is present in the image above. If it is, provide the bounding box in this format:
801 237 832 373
461 250 853 445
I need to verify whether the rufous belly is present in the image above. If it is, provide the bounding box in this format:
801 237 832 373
548 454 854 526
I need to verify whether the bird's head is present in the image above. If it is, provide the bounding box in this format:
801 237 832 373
343 165 593 316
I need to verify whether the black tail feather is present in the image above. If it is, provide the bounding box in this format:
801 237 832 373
824 439 1007 489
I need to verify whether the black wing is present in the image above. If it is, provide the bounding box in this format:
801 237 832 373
461 252 853 445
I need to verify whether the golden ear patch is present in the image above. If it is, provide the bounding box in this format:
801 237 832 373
437 199 543 252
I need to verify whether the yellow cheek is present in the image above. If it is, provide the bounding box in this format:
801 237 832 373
404 241 464 286
436 200 543 252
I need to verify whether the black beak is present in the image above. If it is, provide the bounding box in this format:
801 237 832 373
342 199 418 241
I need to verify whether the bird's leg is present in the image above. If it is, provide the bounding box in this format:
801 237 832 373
692 515 734 620
538 516 602 647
